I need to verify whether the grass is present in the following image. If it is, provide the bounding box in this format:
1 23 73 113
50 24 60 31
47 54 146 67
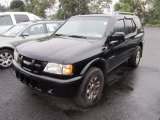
145 24 160 27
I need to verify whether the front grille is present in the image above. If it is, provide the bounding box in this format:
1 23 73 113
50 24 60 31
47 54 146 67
18 55 47 74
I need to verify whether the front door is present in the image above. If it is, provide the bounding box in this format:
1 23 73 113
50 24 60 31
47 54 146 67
17 23 47 45
107 19 127 72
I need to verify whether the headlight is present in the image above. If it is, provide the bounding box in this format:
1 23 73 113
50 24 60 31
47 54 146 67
14 50 19 61
44 63 73 75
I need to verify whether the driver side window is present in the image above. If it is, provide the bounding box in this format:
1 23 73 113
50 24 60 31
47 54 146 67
113 20 125 33
23 24 45 36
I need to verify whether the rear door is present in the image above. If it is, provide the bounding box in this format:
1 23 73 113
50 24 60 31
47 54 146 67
124 18 138 58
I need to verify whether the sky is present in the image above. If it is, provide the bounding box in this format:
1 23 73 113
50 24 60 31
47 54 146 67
0 0 12 7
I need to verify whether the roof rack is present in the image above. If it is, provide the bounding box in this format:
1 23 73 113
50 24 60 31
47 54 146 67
117 11 135 15
103 11 135 16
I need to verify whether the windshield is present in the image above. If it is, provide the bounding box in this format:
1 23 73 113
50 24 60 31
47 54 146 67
55 16 108 39
3 24 28 37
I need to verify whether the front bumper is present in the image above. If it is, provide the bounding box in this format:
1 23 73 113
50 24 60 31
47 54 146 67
13 61 83 96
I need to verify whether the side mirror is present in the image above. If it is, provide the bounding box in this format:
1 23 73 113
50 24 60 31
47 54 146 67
109 32 125 45
21 32 29 37
111 32 125 41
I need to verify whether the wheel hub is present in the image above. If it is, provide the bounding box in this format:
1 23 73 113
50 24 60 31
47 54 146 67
86 75 100 101
136 50 141 65
0 52 13 68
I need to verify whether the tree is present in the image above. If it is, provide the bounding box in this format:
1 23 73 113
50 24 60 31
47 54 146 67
10 0 25 11
88 0 112 13
56 0 89 19
144 0 160 24
25 0 55 18
0 4 7 12
114 0 160 24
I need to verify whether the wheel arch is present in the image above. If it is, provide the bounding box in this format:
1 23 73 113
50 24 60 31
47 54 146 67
0 47 14 52
80 58 107 78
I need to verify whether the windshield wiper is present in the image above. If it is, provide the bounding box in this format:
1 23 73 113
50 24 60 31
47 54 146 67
68 35 87 39
54 34 68 37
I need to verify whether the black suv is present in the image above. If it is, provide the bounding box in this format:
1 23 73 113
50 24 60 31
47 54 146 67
13 12 144 108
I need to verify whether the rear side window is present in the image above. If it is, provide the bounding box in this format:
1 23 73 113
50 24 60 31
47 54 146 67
0 15 13 25
46 23 60 33
113 20 125 33
134 17 142 29
132 20 136 32
125 19 136 35
15 15 29 23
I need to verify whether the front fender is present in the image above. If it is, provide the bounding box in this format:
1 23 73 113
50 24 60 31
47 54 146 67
0 43 15 50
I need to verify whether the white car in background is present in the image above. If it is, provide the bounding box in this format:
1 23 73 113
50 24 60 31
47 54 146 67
0 12 41 34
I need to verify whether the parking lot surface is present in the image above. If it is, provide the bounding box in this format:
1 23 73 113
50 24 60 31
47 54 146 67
0 27 160 120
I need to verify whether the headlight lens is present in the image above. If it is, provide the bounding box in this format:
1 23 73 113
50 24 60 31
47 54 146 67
14 50 19 61
44 63 73 75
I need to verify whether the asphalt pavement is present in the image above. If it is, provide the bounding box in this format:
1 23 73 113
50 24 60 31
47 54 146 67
0 27 160 120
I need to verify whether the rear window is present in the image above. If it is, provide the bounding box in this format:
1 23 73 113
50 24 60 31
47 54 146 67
0 15 13 25
14 15 29 23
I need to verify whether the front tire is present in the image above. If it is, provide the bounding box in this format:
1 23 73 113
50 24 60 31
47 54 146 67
128 46 142 67
74 67 104 108
0 49 13 69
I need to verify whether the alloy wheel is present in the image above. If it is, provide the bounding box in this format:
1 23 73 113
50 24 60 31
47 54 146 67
136 50 141 65
86 74 101 101
0 52 13 68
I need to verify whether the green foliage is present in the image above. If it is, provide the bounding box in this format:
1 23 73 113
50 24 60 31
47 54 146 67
145 0 160 24
56 0 89 19
145 24 160 27
88 0 112 13
0 4 8 12
114 0 160 25
25 0 55 18
114 2 132 12
10 0 25 11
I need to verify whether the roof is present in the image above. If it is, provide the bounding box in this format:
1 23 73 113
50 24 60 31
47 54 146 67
75 12 138 19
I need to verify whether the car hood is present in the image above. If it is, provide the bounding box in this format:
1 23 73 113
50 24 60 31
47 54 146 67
17 37 102 64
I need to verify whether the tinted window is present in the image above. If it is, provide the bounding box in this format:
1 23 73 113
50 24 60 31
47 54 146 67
132 20 136 32
125 19 136 35
15 15 29 23
23 24 45 35
134 17 142 29
46 23 60 33
0 15 13 25
113 20 125 33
